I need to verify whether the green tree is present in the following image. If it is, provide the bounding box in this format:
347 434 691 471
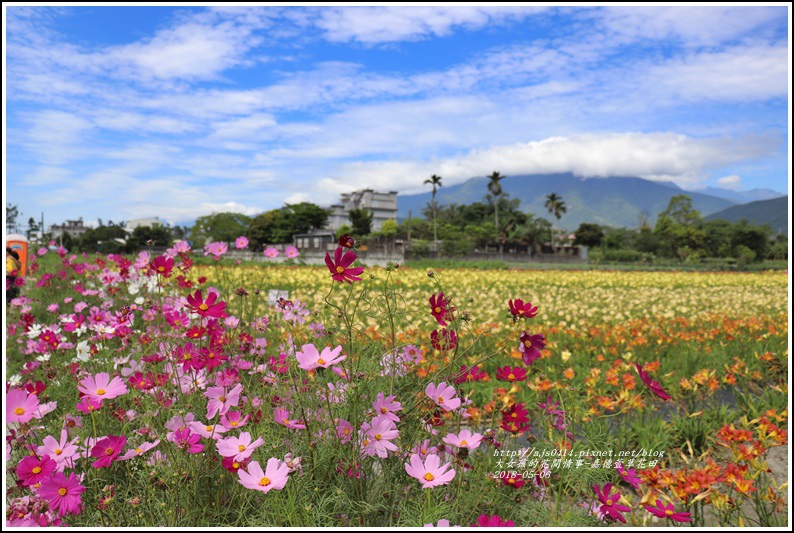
348 208 373 236
730 219 770 261
125 225 173 253
6 203 20 233
654 195 705 260
79 222 128 253
248 203 331 248
26 217 40 241
572 223 604 248
191 212 252 245
424 174 443 248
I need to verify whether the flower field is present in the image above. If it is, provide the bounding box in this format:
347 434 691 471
5 241 789 527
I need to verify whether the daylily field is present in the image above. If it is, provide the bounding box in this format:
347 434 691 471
4 240 789 527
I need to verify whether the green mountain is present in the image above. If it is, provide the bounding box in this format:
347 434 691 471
704 196 789 235
397 173 737 230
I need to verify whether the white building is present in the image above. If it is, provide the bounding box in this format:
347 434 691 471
327 189 398 232
125 217 163 232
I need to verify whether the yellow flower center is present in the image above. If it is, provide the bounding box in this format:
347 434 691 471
424 473 435 481
606 499 613 506
219 396 226 402
665 509 674 516
508 478 515 484
336 266 345 274
96 389 106 395
511 413 518 419
105 447 114 455
136 448 142 454
374 433 382 441
238 445 246 452
380 407 388 414
524 340 532 348
434 307 442 314
32 466 42 474
317 358 326 365
58 488 67 496
259 477 271 486
206 426 213 432
508 373 516 380
157 266 165 272
233 462 241 469
199 303 209 311
54 448 62 455
437 396 444 404
230 421 238 427
460 440 468 447
344 428 350 435
14 407 24 415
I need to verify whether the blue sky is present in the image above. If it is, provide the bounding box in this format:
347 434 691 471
4 5 790 229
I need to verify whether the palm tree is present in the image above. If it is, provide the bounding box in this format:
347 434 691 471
545 193 567 251
424 174 443 250
545 193 567 221
486 171 505 232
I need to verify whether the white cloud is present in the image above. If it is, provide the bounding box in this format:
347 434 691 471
717 175 742 190
597 6 785 47
316 132 778 196
315 6 547 44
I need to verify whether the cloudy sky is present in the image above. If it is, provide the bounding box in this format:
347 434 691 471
4 5 790 228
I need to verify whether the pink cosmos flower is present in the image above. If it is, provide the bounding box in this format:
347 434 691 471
37 472 85 516
220 411 249 430
412 439 439 459
216 432 265 461
442 429 483 451
117 439 160 461
7 388 40 424
37 429 80 471
16 455 57 486
90 435 127 468
295 343 346 371
425 519 455 527
274 407 306 430
372 392 403 423
235 236 249 249
263 247 280 258
335 419 354 443
645 499 691 522
325 246 364 283
404 453 456 489
285 245 300 258
472 514 514 527
76 396 103 414
205 383 243 419
204 241 228 260
237 458 289 494
188 421 228 440
77 372 128 403
636 363 672 401
363 416 400 458
425 382 461 411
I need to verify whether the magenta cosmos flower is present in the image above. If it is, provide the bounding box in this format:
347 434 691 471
149 255 174 278
77 373 128 403
645 499 691 522
295 343 346 371
325 246 364 283
429 292 455 327
508 298 539 320
519 332 545 365
425 382 461 411
593 483 631 523
186 289 227 319
496 365 527 383
170 428 204 454
635 363 672 401
16 454 57 486
616 463 642 490
404 453 456 488
472 514 514 527
37 472 85 516
238 458 289 494
90 435 127 468
7 388 40 424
